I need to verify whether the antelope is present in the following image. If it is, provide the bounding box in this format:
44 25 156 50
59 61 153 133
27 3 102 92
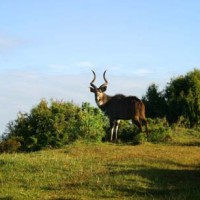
89 70 149 142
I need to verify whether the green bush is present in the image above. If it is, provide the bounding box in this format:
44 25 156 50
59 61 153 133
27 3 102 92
75 103 108 142
132 132 147 144
117 120 138 142
115 118 172 144
0 137 22 153
3 100 108 152
147 118 172 143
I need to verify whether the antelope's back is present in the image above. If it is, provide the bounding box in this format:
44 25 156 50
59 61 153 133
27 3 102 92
107 95 143 120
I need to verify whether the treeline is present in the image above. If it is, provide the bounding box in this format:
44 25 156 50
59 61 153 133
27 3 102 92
142 69 200 128
0 69 199 152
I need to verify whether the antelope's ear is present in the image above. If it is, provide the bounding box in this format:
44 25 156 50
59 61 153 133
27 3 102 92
89 87 95 93
100 85 107 92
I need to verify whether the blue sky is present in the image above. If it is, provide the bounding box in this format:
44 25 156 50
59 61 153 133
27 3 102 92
0 0 200 134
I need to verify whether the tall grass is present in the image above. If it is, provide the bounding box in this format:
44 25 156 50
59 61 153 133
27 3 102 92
0 140 200 199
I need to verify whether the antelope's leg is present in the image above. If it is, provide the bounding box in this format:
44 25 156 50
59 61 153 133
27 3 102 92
132 117 142 133
110 126 114 141
142 119 149 137
114 120 120 142
110 120 115 141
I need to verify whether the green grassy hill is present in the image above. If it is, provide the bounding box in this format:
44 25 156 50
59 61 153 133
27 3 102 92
1 133 200 200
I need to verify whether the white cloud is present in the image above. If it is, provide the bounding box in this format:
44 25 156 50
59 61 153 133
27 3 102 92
76 61 94 68
133 68 154 76
48 64 66 71
38 61 95 76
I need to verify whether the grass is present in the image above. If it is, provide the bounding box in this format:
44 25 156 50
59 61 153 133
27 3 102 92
172 127 200 146
0 131 200 199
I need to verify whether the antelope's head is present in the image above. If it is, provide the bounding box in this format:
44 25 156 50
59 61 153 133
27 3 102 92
89 70 108 106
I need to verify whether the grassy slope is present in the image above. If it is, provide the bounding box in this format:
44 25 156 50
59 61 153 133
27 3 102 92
0 135 200 199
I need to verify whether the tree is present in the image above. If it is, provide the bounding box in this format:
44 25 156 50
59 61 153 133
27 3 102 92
142 83 167 118
165 69 200 127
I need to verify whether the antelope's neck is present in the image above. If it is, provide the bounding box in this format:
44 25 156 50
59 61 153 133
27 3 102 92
97 93 111 107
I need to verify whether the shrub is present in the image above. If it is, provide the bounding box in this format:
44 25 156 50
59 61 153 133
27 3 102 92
116 118 173 144
147 118 172 143
3 100 108 152
75 103 108 142
133 132 147 144
0 137 22 153
116 120 138 142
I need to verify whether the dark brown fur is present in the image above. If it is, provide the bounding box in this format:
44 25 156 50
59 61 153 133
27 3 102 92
90 71 148 142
